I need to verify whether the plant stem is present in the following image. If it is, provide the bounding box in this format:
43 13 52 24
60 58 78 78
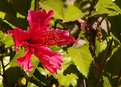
83 79 87 87
95 38 113 87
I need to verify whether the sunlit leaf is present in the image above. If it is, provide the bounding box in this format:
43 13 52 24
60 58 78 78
103 76 112 87
0 31 14 48
95 39 108 57
40 0 64 20
30 0 35 10
0 63 1 75
4 35 14 48
18 77 26 86
110 33 120 44
68 45 93 77
0 75 3 87
92 0 121 16
64 5 83 22
0 11 5 19
95 37 115 64
56 73 78 87
10 48 24 67
28 82 37 87
62 53 73 71
0 31 4 40
29 56 39 77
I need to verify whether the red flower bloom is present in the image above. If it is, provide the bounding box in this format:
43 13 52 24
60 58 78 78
8 10 75 74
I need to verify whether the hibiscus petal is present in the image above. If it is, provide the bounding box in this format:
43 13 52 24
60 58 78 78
16 48 34 72
30 29 75 46
27 10 54 33
8 28 29 52
34 46 63 74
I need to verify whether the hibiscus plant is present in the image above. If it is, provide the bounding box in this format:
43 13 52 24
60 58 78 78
0 0 121 87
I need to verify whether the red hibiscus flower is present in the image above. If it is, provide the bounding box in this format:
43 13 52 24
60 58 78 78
8 10 75 74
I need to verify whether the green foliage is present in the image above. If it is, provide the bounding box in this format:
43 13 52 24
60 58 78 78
103 76 112 87
0 0 31 29
29 56 40 77
0 12 5 19
40 0 64 20
64 5 83 22
0 30 14 48
57 73 78 87
0 0 121 86
10 48 24 67
95 39 108 57
92 0 121 16
40 0 83 22
68 45 93 77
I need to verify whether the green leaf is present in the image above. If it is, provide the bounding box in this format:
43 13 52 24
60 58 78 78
0 11 5 19
103 76 112 87
56 73 78 87
4 35 14 48
64 5 83 22
28 82 37 87
95 37 114 59
0 30 14 48
68 45 93 77
110 33 120 44
10 48 24 67
95 39 108 57
50 46 73 71
40 0 64 20
0 83 3 87
92 0 121 16
0 30 4 40
30 0 35 10
29 56 39 77
62 53 73 71
0 62 1 75
63 64 82 78
18 77 26 86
